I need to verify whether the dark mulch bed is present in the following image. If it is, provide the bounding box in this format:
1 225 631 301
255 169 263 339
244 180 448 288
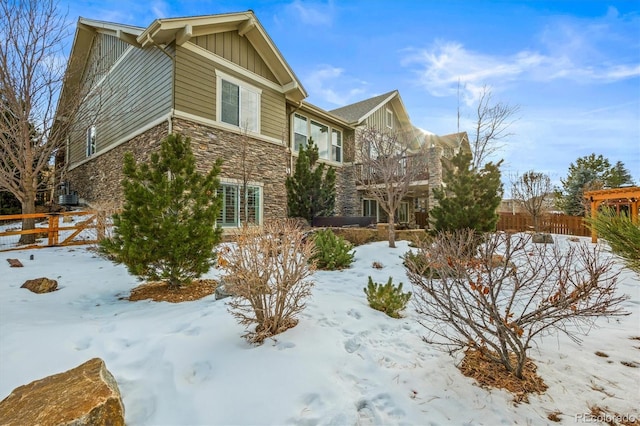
127 279 218 303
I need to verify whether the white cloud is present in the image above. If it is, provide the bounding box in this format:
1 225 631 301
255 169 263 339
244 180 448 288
285 0 334 27
304 65 368 107
402 11 640 105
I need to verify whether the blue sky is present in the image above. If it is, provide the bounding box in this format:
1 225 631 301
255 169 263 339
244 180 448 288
61 0 640 188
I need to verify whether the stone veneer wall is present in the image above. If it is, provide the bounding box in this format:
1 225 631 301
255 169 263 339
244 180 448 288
427 146 444 211
65 122 170 208
172 118 289 222
335 164 359 216
66 116 362 222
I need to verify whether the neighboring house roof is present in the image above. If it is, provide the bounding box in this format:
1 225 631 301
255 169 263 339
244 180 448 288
329 90 398 124
423 132 468 151
299 101 353 128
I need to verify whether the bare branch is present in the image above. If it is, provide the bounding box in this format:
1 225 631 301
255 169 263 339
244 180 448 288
406 230 628 379
355 125 427 248
510 170 553 232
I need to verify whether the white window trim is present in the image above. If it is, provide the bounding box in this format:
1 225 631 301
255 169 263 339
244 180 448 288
86 125 96 157
386 108 393 129
217 178 264 228
331 128 342 162
215 70 262 134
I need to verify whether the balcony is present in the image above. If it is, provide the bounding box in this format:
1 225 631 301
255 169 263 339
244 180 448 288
354 154 429 186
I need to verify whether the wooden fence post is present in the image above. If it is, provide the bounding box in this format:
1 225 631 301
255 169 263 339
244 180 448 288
47 213 60 246
97 211 106 241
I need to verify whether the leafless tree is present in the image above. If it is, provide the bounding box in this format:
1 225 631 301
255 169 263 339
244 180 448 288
0 0 104 243
220 219 316 344
511 170 553 232
405 229 628 379
356 126 427 248
238 122 257 224
459 84 520 170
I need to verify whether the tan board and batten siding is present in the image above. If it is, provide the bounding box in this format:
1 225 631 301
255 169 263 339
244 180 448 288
175 31 287 141
192 32 278 83
364 102 402 131
68 33 173 165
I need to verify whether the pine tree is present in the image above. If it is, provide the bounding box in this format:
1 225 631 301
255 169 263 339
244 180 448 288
102 133 223 289
587 208 640 273
607 161 635 188
430 148 503 233
286 138 336 223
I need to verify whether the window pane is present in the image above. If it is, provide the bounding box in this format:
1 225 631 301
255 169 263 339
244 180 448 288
247 186 260 224
240 86 258 132
294 114 307 150
217 185 238 227
86 126 96 157
221 80 239 126
331 129 342 162
311 121 328 159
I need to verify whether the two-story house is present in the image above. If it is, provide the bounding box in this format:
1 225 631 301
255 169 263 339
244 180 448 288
55 11 464 229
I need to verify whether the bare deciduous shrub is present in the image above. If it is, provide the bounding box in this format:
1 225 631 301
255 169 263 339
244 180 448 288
220 220 316 344
405 229 629 379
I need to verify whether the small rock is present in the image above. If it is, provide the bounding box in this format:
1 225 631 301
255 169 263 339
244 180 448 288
6 259 23 267
532 233 554 244
21 277 58 293
0 358 125 426
215 280 233 300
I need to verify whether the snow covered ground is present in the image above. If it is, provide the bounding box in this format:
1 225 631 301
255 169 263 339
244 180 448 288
1 235 638 425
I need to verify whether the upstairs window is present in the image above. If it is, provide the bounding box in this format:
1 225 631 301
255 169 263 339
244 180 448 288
292 113 342 163
386 108 393 128
310 120 328 158
86 125 96 157
217 72 261 133
331 129 342 162
293 114 308 150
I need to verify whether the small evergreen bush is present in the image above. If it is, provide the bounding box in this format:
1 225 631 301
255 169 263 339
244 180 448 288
310 229 355 270
402 250 447 279
100 133 222 289
364 276 411 318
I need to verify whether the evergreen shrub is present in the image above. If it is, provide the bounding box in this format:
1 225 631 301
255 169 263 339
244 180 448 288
364 276 411 318
310 228 355 270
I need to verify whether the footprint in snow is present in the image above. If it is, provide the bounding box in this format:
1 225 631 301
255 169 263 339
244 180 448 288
347 308 362 320
356 393 406 425
74 336 92 351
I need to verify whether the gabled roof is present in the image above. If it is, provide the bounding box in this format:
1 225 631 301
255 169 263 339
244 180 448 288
137 11 306 100
329 90 398 124
57 11 306 119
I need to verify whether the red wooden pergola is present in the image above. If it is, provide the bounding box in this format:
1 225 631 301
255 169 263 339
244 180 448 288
584 186 640 243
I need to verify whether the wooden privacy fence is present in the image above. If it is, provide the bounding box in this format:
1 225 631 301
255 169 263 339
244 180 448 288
0 211 109 252
496 212 590 236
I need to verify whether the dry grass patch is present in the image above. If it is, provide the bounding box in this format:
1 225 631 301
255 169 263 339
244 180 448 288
127 279 217 303
459 348 547 403
595 351 610 357
547 411 562 422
